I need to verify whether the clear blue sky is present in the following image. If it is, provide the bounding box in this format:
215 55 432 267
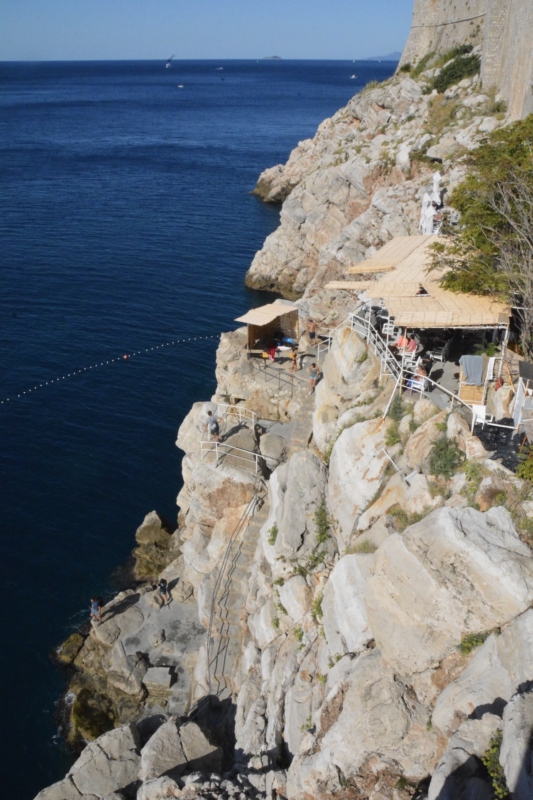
1 0 413 61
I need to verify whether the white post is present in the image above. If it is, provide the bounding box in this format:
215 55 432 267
498 325 510 379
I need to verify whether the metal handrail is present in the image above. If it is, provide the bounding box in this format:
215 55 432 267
250 359 307 397
216 403 257 425
349 311 515 432
200 404 257 443
201 440 281 474
206 480 265 694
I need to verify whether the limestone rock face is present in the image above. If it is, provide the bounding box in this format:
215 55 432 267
404 410 447 468
366 506 533 674
262 451 328 560
286 650 437 798
139 718 221 783
278 576 311 623
327 418 389 549
322 554 374 656
427 714 501 800
34 778 86 800
69 723 141 798
432 609 533 736
500 691 533 799
136 776 182 800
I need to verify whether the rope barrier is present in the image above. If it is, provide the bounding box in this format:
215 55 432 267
1 333 220 407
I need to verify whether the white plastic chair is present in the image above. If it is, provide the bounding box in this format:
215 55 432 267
407 376 428 396
471 404 494 432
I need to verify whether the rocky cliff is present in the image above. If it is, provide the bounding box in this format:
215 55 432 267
38 320 533 800
246 58 505 299
34 14 533 800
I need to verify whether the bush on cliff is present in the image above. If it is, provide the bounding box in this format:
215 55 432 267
433 53 480 93
429 435 464 479
430 115 533 357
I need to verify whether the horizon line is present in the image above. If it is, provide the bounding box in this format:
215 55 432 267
0 56 402 64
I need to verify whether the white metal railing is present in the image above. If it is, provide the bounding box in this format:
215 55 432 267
217 404 257 426
316 308 364 361
349 310 515 432
201 440 280 474
201 404 257 443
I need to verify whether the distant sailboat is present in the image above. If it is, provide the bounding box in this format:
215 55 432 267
216 67 224 71
165 54 176 69
178 84 184 88
350 74 357 79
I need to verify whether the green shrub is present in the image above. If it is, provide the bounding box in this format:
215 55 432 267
311 591 324 622
462 461 486 498
482 731 510 799
273 577 284 586
292 564 308 578
294 626 304 642
357 351 368 363
385 421 401 447
363 80 380 93
399 62 412 73
388 393 406 422
516 445 533 481
438 44 474 65
308 549 326 570
389 505 426 532
314 497 330 545
429 436 464 479
411 51 436 78
300 715 313 733
267 525 278 546
474 341 500 357
433 53 480 93
348 540 377 554
459 630 492 655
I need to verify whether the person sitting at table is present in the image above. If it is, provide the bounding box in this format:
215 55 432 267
405 337 418 354
407 363 427 390
392 330 409 350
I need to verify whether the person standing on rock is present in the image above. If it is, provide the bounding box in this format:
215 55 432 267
289 346 298 373
158 578 170 606
90 597 102 624
308 319 317 344
309 363 318 394
205 410 221 442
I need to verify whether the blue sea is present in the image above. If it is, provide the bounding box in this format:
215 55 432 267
0 59 396 798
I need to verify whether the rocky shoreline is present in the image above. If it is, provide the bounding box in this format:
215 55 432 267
37 44 533 800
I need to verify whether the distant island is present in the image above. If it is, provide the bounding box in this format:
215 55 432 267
263 56 282 60
366 51 402 61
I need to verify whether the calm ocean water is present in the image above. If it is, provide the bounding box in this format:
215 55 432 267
0 59 396 797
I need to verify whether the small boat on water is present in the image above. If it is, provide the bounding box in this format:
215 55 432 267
350 74 357 79
216 67 224 71
178 84 184 88
165 54 176 69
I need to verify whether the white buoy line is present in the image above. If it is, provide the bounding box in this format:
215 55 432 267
1 333 220 407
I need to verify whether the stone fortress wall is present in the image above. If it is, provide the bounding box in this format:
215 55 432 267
400 0 533 120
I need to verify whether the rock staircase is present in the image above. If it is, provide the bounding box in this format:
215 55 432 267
206 393 316 700
207 498 270 700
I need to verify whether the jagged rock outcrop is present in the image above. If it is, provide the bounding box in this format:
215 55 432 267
246 67 510 299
